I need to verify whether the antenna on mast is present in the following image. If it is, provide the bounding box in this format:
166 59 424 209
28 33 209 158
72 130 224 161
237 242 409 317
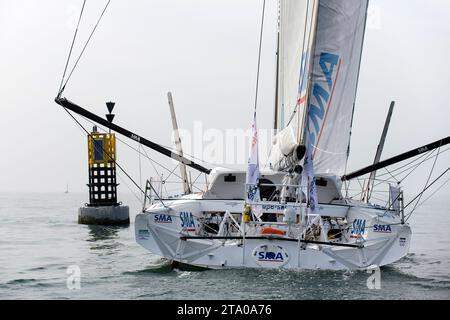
361 101 395 202
167 92 191 194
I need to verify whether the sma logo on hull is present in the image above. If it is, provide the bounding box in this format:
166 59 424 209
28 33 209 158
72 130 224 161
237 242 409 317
373 224 392 233
252 244 289 268
154 214 173 223
180 211 196 231
350 219 366 239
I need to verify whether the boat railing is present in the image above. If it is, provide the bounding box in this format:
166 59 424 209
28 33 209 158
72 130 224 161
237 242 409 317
345 177 406 212
142 178 167 211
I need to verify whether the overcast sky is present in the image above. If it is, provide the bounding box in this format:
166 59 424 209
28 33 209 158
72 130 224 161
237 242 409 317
1 0 449 204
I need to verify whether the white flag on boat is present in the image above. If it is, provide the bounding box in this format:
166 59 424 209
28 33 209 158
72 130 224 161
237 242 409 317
246 112 262 218
389 184 401 213
302 145 318 212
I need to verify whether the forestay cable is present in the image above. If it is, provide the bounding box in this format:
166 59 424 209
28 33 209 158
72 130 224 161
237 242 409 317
253 0 266 113
62 0 112 91
58 0 86 94
404 165 450 221
407 146 441 216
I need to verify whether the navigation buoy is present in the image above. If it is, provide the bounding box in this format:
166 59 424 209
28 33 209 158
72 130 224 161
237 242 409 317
78 102 129 225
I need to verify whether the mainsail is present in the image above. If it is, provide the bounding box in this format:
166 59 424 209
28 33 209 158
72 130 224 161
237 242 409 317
269 0 318 172
306 0 369 175
269 0 369 177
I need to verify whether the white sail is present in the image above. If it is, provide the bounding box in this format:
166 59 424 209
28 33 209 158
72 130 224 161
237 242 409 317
306 0 369 176
269 0 318 172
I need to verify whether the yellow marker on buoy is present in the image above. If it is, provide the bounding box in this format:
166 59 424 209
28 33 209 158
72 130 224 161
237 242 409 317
88 131 116 164
87 128 117 206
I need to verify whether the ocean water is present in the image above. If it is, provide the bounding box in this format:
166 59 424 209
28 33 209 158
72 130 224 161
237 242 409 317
0 192 449 300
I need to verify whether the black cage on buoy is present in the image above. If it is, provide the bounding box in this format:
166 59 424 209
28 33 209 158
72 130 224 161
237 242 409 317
87 126 118 207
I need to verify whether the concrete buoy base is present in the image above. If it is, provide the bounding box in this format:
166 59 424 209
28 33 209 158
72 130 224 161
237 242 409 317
78 205 130 226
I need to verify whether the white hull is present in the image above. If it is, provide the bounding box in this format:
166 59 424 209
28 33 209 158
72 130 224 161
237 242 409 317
135 198 411 271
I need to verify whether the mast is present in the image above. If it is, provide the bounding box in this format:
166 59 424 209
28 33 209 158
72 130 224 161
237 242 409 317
55 96 211 175
299 0 319 147
167 92 190 194
361 101 394 202
273 1 281 132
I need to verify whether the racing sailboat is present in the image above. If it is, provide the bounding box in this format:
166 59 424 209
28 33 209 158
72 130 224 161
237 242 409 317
55 0 449 270
133 0 413 270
